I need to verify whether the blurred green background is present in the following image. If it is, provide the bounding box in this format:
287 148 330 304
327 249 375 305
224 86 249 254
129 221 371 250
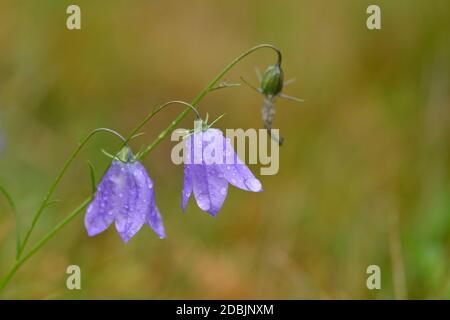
0 0 449 299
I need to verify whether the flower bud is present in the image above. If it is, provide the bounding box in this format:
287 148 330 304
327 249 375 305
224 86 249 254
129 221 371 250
261 63 284 97
116 146 133 162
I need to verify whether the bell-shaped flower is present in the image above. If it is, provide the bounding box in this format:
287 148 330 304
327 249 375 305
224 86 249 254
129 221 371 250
85 146 165 243
182 124 262 216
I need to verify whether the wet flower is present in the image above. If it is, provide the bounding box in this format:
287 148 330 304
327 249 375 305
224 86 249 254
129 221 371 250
182 125 262 216
85 146 165 243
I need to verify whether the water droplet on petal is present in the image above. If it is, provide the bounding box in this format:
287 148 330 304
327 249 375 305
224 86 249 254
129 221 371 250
244 178 262 192
220 187 227 195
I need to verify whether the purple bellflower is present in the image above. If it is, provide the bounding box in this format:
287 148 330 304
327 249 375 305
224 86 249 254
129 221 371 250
85 146 165 243
182 120 262 216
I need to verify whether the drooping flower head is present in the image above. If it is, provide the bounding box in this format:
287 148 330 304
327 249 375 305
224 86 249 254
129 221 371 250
85 146 165 243
182 119 262 216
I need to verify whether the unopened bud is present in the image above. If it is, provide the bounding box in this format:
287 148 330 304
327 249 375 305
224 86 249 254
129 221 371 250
261 63 284 97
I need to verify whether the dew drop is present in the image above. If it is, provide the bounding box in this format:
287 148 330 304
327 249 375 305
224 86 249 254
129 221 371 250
244 178 262 192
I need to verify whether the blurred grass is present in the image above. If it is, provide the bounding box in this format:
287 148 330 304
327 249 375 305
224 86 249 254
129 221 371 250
0 0 449 299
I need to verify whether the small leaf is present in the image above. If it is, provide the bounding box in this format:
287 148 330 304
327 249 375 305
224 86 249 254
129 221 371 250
279 92 305 103
101 148 117 160
44 199 62 208
208 113 227 128
0 184 20 259
240 76 262 93
87 161 97 194
130 132 145 141
210 81 241 91
133 145 146 162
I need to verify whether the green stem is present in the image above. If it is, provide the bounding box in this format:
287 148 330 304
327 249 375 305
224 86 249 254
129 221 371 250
138 44 282 159
17 128 126 259
125 100 201 146
0 185 20 259
0 43 281 293
0 198 91 292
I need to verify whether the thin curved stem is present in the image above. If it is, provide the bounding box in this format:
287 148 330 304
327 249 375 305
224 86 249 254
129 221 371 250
0 185 20 259
138 44 282 159
0 197 91 292
209 82 241 91
95 128 127 142
125 100 201 145
0 44 282 293
240 76 262 93
192 44 281 107
17 128 126 259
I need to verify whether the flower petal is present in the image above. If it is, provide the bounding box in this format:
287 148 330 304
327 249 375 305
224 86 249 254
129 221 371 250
191 163 228 216
114 162 146 243
221 140 262 192
131 162 166 239
235 163 262 192
206 165 228 215
222 162 262 192
182 164 193 211
147 199 166 239
85 161 122 237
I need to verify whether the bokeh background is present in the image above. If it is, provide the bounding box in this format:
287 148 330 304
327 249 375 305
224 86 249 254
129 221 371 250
0 0 449 299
